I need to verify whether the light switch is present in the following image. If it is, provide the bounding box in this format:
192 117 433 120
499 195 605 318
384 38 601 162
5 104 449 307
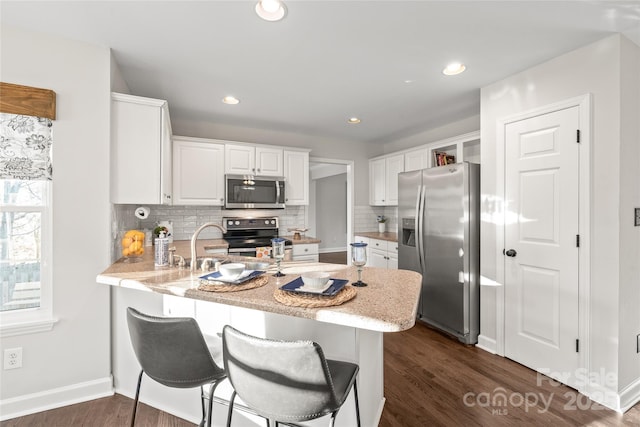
635 208 640 227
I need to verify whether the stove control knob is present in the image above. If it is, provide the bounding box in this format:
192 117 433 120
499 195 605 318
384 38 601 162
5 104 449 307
227 220 233 226
271 220 276 225
235 221 240 225
264 220 269 224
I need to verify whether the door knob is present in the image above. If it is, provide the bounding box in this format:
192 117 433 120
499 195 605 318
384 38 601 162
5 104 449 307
505 249 517 257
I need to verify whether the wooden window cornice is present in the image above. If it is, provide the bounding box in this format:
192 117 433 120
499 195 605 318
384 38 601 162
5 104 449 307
0 82 56 120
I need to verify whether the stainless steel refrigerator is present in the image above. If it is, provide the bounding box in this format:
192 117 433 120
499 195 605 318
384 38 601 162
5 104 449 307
398 162 480 344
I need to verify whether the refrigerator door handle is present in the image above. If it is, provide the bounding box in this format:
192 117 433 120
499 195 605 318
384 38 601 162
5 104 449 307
416 184 426 273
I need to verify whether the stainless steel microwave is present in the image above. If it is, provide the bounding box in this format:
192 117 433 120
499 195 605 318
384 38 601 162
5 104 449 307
225 175 286 209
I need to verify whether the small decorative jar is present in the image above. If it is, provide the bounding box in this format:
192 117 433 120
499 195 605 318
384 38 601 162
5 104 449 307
121 229 145 262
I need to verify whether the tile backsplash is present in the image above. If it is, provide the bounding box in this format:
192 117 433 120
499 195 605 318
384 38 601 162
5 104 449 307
112 203 398 261
354 205 398 234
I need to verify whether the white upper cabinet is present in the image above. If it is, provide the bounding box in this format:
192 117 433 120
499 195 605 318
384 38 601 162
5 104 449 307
369 131 480 206
224 144 255 175
385 154 404 205
173 136 225 206
225 144 283 176
369 159 386 205
111 92 172 205
369 154 404 206
256 146 284 176
404 147 429 172
283 150 309 205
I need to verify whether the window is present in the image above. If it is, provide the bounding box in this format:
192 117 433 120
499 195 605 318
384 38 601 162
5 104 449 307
0 111 55 336
0 180 53 333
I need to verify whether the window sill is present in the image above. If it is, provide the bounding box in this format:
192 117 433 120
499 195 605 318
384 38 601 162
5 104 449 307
0 317 59 338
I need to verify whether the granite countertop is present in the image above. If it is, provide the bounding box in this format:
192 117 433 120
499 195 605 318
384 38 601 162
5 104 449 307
279 235 322 244
97 251 420 333
355 232 398 243
162 236 321 256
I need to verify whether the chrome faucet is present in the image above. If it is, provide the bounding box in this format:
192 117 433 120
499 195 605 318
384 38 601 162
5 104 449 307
190 222 227 272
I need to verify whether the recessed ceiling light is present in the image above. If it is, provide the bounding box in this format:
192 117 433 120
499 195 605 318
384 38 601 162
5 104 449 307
443 62 466 76
347 117 361 124
404 79 415 84
222 96 240 105
255 0 287 22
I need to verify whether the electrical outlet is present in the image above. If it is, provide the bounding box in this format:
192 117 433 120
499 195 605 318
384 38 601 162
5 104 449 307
635 208 640 227
4 348 22 370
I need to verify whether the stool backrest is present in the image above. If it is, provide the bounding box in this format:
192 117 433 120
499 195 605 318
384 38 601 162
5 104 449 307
126 307 224 388
222 325 340 421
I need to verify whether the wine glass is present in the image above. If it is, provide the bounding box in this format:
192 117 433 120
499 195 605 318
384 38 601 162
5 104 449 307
350 242 368 287
271 237 286 277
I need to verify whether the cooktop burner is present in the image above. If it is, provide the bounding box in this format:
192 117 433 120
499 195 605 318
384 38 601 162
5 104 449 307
222 217 291 250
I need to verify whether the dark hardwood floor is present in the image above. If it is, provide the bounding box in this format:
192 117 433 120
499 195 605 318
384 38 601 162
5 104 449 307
3 323 639 427
319 251 348 264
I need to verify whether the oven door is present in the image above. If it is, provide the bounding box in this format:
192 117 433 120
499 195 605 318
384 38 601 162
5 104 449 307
227 246 293 261
225 175 285 209
227 247 258 258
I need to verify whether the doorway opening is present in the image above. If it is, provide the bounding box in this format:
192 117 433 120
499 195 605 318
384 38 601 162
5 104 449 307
307 157 354 265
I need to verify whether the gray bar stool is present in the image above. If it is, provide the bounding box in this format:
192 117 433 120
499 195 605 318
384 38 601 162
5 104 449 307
222 325 361 427
126 307 227 427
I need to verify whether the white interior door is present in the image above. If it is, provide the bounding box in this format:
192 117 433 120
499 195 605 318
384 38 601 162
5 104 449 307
504 106 580 388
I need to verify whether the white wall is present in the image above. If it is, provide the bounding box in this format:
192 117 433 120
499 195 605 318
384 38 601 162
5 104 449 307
0 26 112 415
480 34 640 407
316 173 348 252
383 114 480 154
617 35 640 395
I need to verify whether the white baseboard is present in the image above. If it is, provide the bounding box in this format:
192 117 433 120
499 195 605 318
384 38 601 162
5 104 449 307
373 397 386 426
475 334 497 354
0 376 113 421
582 381 622 412
620 376 640 413
319 246 347 254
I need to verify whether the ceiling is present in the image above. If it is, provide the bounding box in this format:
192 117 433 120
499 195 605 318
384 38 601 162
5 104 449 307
2 1 639 144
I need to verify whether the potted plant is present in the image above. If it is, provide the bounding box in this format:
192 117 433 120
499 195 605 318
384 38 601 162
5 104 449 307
377 215 387 233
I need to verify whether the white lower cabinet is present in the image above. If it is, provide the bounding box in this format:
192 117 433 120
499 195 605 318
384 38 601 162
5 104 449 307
292 243 319 262
354 236 397 269
369 248 389 268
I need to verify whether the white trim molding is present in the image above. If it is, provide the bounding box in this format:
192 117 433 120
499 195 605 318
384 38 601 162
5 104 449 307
619 377 640 413
494 93 592 388
476 334 497 354
0 376 113 421
0 317 58 338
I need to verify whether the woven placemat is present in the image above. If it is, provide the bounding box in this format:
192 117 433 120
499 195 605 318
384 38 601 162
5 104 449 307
198 275 269 293
273 285 357 308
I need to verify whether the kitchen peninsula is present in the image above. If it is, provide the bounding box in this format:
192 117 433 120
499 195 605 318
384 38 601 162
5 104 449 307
97 246 421 427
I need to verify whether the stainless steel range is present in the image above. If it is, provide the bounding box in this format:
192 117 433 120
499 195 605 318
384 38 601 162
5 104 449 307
223 217 292 259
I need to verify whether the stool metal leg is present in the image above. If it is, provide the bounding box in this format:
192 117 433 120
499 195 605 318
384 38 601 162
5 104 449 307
353 380 361 427
206 379 223 427
226 390 237 427
130 370 144 427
